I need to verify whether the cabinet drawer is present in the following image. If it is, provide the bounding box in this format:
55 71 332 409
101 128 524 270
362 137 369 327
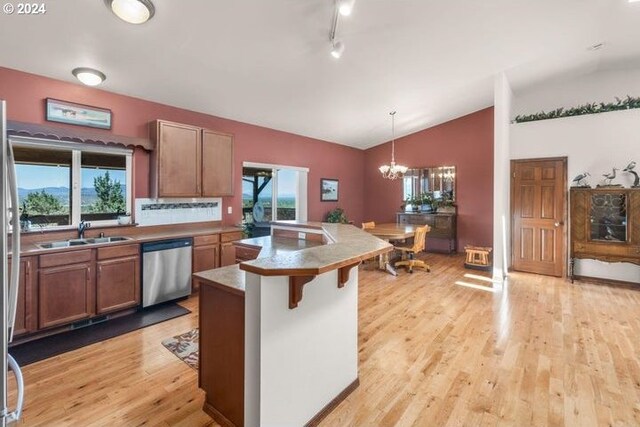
221 231 243 243
97 244 139 260
194 234 220 246
235 245 260 261
40 249 92 268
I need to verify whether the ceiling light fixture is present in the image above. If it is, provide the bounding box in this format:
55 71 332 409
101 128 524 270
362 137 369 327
337 0 356 16
629 0 640 3
329 0 354 59
379 111 408 180
72 67 106 86
330 41 345 59
105 0 155 24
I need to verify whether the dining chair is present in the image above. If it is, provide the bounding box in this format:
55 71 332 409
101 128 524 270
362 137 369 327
361 222 377 269
394 225 431 273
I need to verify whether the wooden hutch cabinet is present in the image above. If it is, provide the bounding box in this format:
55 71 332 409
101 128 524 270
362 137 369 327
396 211 457 253
570 188 640 282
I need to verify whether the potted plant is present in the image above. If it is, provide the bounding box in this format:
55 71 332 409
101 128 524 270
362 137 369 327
419 192 434 212
437 193 456 213
325 207 349 223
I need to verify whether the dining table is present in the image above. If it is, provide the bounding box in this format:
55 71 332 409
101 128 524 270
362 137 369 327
363 223 418 275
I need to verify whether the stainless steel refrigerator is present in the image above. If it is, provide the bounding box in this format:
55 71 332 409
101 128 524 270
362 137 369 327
0 100 24 425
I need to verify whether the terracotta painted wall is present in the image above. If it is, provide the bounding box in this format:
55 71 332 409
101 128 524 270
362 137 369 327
0 67 364 226
364 108 494 251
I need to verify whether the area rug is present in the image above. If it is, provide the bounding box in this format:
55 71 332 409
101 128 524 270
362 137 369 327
162 328 199 370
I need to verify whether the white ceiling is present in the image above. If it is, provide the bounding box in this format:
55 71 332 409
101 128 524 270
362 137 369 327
0 0 639 149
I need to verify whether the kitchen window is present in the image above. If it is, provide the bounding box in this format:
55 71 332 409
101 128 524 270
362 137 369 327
11 137 133 229
242 162 308 236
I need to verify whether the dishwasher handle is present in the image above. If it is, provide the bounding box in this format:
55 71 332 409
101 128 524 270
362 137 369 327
142 238 193 253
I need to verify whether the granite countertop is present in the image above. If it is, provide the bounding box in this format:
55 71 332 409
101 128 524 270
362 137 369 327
235 235 324 258
194 265 246 295
240 221 392 276
12 225 243 257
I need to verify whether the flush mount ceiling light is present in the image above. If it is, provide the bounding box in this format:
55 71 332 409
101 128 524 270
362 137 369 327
328 0 355 58
629 0 640 3
72 67 106 86
105 0 155 24
337 0 356 16
379 111 408 180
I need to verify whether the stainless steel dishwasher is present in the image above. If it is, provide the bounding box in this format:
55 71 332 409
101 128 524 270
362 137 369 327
142 238 193 307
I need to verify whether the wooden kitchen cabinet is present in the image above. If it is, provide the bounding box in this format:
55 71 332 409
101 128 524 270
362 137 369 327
8 256 37 337
192 235 221 293
96 245 140 314
202 130 234 196
151 120 202 197
221 231 244 267
151 120 234 198
39 261 94 329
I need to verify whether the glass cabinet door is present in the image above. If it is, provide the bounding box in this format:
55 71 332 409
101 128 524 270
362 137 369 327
590 192 627 242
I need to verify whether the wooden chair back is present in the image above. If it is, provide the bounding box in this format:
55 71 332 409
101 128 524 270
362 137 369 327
361 221 376 230
410 225 430 252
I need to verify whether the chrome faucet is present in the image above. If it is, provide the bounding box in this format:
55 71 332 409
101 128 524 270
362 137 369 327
78 220 91 239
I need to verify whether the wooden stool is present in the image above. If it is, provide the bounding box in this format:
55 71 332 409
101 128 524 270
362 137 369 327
464 246 492 271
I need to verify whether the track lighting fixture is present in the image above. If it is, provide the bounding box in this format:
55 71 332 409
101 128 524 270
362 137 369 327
337 0 356 16
329 0 355 59
330 41 345 59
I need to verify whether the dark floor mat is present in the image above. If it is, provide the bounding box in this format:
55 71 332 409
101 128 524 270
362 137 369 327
9 302 191 366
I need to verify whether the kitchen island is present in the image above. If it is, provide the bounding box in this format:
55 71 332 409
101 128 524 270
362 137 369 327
194 221 392 427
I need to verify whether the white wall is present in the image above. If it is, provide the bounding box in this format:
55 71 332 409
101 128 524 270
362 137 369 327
513 67 640 116
244 269 359 426
511 109 640 283
493 73 513 283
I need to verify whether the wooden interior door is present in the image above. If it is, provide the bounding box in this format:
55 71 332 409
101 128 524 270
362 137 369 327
511 158 566 277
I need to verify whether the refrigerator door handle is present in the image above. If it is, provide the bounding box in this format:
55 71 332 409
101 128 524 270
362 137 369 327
6 140 20 343
5 355 23 422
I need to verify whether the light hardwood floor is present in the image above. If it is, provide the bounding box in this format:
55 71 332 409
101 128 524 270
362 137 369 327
9 254 640 426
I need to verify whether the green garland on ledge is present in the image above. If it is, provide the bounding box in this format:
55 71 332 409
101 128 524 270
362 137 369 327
514 95 640 123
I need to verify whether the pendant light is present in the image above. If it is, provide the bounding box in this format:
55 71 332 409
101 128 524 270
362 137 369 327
379 111 408 180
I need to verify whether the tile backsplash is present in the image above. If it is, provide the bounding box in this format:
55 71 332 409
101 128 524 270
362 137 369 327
135 198 221 226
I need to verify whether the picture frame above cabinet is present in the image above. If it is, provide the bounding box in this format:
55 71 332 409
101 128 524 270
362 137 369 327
150 120 234 198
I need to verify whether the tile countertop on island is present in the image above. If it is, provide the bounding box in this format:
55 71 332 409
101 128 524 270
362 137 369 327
193 221 394 293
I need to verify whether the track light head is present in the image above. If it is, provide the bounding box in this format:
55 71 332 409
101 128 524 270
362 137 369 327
330 41 345 59
337 0 356 16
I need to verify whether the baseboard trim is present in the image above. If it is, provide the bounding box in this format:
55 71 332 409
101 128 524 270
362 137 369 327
305 377 360 427
572 275 640 289
203 401 237 427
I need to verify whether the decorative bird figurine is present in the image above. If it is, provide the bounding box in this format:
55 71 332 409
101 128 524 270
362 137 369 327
623 161 639 187
602 168 618 186
572 172 590 187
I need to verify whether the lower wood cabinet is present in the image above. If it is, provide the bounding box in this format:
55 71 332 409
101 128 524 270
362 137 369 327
39 261 94 329
8 256 37 337
96 255 140 315
221 231 244 267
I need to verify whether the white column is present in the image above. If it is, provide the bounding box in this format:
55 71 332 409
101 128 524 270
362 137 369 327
493 73 513 283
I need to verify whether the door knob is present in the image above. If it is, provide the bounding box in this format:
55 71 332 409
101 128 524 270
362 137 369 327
554 222 564 227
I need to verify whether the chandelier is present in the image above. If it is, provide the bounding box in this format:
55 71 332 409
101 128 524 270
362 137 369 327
379 111 408 180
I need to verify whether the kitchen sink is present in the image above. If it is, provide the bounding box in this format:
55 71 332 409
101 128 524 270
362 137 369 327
85 236 132 244
38 239 89 249
37 236 132 249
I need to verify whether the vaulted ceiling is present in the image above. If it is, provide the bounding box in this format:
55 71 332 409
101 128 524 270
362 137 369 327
0 0 638 148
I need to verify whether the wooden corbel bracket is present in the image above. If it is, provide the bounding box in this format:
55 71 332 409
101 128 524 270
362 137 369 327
289 275 316 309
338 262 360 288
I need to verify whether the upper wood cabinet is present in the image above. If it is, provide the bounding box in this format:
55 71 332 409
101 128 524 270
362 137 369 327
151 120 234 198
